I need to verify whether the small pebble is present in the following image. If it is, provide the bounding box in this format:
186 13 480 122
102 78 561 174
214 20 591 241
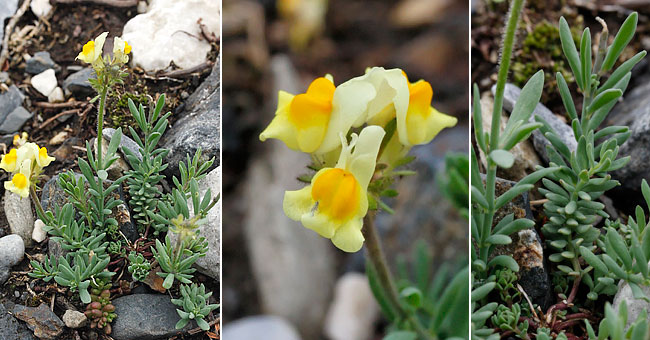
63 310 87 329
47 87 64 103
32 219 46 243
31 69 57 97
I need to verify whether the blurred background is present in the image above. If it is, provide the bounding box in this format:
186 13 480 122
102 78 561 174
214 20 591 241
222 0 469 338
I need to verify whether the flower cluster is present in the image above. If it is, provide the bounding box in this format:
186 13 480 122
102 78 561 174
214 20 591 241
0 141 54 198
77 32 131 67
260 67 457 252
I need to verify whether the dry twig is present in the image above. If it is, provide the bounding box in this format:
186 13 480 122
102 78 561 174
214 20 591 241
0 0 32 69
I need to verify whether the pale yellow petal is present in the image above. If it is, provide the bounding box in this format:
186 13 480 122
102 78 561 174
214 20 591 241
331 217 364 253
406 106 457 145
345 125 385 189
93 32 109 61
378 132 411 169
315 79 376 154
302 212 337 239
363 67 409 127
283 186 313 221
259 92 300 150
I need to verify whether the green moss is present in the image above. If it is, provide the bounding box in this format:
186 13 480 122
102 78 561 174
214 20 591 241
513 18 583 104
107 91 149 131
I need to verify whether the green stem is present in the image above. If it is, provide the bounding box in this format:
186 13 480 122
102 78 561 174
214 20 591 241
97 86 108 171
29 185 47 222
480 0 526 279
362 213 432 340
490 0 526 152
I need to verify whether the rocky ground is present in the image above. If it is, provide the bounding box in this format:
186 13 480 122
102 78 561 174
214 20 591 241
0 0 220 339
222 0 468 338
472 0 650 331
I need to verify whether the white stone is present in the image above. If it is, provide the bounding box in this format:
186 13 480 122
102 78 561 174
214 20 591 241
121 0 220 71
223 316 301 340
62 310 87 328
167 166 220 279
32 219 46 243
324 273 380 340
137 0 148 13
30 0 53 18
48 131 68 145
47 86 64 103
31 69 57 96
613 269 650 329
4 190 34 247
0 234 25 284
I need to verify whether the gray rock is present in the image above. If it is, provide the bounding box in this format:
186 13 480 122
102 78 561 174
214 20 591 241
0 1 19 48
242 56 335 339
223 316 301 340
161 59 219 179
486 176 551 309
0 106 33 134
47 238 64 258
611 96 650 191
0 234 24 284
324 273 379 340
103 128 142 162
25 52 57 75
62 310 87 329
4 191 34 247
0 303 35 340
13 304 64 340
40 174 137 242
62 68 95 98
494 83 577 163
40 175 67 213
0 85 25 125
605 79 650 129
478 92 540 181
167 166 220 279
111 294 194 340
613 277 650 329
95 136 130 180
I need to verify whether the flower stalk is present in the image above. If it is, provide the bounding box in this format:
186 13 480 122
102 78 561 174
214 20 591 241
363 212 432 340
479 0 527 279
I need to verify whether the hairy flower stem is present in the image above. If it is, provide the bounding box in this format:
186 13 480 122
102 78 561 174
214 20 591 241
362 212 432 340
480 0 526 278
97 86 108 171
29 186 46 222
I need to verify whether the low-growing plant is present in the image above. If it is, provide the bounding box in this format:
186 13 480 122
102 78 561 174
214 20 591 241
472 1 650 339
85 280 116 335
127 251 151 282
171 283 219 331
21 32 219 333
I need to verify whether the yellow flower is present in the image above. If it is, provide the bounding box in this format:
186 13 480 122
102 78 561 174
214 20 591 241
358 67 457 147
17 143 39 166
113 37 131 64
76 32 108 64
0 148 18 173
398 72 457 146
13 132 28 147
260 75 375 154
36 146 55 168
283 125 385 252
4 160 31 198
